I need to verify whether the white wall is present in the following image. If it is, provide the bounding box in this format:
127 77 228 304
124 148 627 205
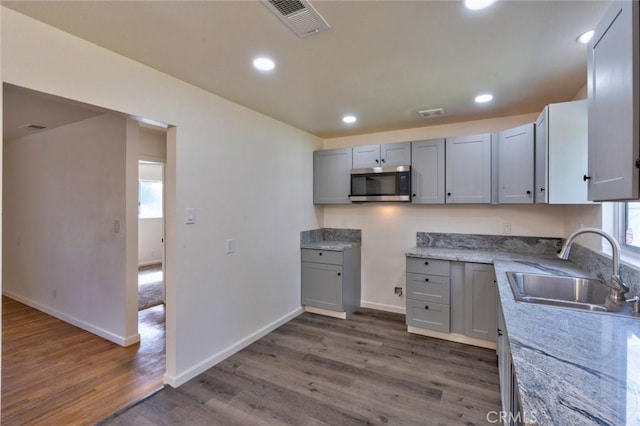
2 8 323 386
323 115 568 312
3 113 132 344
140 125 166 161
138 162 164 266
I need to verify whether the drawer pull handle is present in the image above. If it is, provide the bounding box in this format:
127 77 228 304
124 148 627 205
424 305 429 310
424 278 429 282
424 261 429 265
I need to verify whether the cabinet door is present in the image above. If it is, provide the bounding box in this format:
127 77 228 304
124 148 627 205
381 142 411 167
411 139 445 204
464 263 498 342
534 108 549 203
352 144 381 168
301 262 343 311
587 0 640 201
445 134 492 203
313 148 352 204
548 100 589 204
498 123 534 204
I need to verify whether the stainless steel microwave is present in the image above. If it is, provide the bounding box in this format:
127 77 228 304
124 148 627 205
349 165 411 202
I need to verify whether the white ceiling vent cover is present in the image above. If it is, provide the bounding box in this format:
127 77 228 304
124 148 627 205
262 0 330 37
418 108 445 119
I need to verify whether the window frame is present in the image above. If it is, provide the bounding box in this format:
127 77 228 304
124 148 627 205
622 201 640 254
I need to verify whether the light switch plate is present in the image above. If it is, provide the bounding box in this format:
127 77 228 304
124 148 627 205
226 239 235 254
186 208 196 224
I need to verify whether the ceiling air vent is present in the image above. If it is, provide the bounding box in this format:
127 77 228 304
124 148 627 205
262 0 330 38
418 108 445 119
20 124 47 131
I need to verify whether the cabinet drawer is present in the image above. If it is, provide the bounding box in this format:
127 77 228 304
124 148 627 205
406 257 449 276
406 273 450 304
301 249 343 265
405 299 450 333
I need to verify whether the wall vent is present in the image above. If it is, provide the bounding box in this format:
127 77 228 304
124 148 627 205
262 0 330 37
418 108 445 119
20 124 47 131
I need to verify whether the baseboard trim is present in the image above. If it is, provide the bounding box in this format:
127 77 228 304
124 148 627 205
162 306 304 388
3 290 131 347
360 300 406 315
407 325 496 350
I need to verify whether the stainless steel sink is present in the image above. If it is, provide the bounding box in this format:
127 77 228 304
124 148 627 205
506 271 625 313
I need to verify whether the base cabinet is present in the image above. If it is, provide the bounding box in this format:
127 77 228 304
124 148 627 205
498 303 522 426
406 257 498 347
301 247 361 316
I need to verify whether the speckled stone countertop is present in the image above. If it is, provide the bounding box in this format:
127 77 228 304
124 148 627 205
406 247 640 425
301 241 360 251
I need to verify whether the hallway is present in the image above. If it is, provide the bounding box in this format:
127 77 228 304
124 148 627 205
1 297 165 425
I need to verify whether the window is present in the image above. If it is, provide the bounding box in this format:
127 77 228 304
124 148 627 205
139 180 163 219
623 202 640 252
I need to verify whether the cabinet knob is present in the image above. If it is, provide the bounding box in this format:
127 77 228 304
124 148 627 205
412 193 416 197
636 159 640 169
424 305 429 310
318 252 322 256
526 190 531 195
540 188 545 192
375 159 380 163
424 261 429 265
583 174 592 181
447 192 451 197
424 278 429 282
337 272 341 276
381 158 386 163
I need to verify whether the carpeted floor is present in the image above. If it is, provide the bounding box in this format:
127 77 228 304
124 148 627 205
138 264 164 310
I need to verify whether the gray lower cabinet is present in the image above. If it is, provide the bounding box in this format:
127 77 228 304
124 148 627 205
405 257 451 332
464 263 498 342
406 257 498 346
301 247 361 315
497 303 522 426
313 148 352 204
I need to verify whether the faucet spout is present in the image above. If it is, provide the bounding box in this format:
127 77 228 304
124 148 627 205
557 227 627 300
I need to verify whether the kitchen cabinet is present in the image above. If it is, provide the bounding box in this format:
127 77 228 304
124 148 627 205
497 123 534 204
405 257 451 332
497 303 522 425
313 148 352 204
587 0 640 201
445 134 492 203
352 142 411 168
535 100 590 204
464 263 498 341
301 247 361 316
410 139 446 204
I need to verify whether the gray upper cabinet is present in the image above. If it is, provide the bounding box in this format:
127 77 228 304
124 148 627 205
352 142 411 168
313 148 352 204
587 0 640 201
411 139 445 204
445 134 492 203
498 123 534 204
535 100 590 204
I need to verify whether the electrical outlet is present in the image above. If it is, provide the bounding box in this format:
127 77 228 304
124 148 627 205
503 223 511 235
394 286 403 296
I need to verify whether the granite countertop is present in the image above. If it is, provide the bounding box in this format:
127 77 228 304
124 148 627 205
301 241 360 251
407 247 640 425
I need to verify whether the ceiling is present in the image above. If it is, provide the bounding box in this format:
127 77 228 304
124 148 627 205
2 0 611 139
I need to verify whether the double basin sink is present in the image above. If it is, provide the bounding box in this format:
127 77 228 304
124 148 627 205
506 271 637 317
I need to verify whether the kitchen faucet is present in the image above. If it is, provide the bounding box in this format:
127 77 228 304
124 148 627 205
557 227 629 301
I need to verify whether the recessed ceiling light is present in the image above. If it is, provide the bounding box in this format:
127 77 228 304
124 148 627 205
342 115 357 124
475 94 493 103
253 57 275 72
464 0 496 11
577 29 595 44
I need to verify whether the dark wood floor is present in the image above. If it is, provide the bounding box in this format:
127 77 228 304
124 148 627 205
2 297 166 425
102 308 500 425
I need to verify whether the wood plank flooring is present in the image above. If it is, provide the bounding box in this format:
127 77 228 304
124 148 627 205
1 296 165 425
102 309 500 425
